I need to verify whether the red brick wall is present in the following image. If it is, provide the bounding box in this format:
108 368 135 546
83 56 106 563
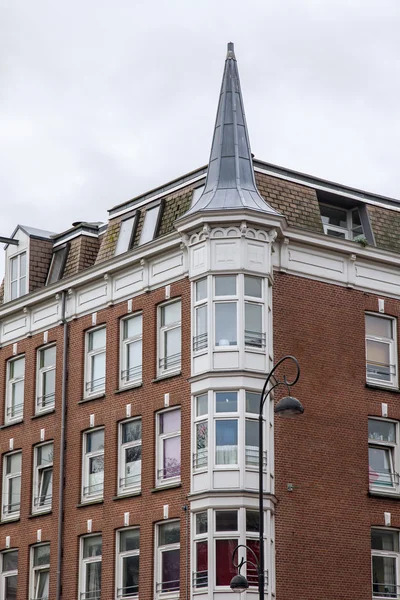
273 272 400 600
29 238 53 292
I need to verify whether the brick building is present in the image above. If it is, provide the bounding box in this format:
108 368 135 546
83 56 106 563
0 42 399 600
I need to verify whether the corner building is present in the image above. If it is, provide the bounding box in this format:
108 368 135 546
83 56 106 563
0 43 399 600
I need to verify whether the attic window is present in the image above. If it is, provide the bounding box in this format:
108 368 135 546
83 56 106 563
320 204 363 240
139 203 163 245
46 245 69 285
10 252 27 300
115 214 139 256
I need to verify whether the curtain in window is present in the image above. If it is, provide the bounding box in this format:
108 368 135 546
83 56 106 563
161 548 180 592
216 421 238 465
36 570 49 599
163 437 181 478
86 562 101 599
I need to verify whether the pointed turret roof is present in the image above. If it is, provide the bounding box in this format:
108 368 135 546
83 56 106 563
185 43 278 216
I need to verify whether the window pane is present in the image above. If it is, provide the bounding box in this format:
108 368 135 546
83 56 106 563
246 540 260 586
48 247 68 284
91 353 106 385
43 369 55 398
372 555 397 598
115 217 136 255
36 570 49 599
159 522 180 546
246 391 259 414
89 328 106 351
83 536 102 558
120 529 140 552
20 252 26 277
245 303 263 347
38 444 53 466
89 456 104 490
87 430 104 453
366 315 392 338
11 281 18 300
216 392 237 413
161 548 180 591
10 257 18 280
246 510 259 532
372 530 399 551
196 512 207 535
195 541 208 587
124 315 142 339
369 447 393 487
245 420 259 466
19 277 26 296
215 303 237 346
122 554 139 595
215 276 236 296
11 358 24 379
9 476 21 511
215 511 238 531
39 468 53 504
86 561 101 595
320 205 347 228
122 420 142 443
160 410 180 434
196 279 207 301
4 575 17 600
215 539 238 586
139 205 160 244
196 422 208 468
215 421 238 465
33 544 50 566
3 551 18 571
367 340 391 381
368 420 396 442
7 454 21 474
196 306 207 336
196 394 208 417
41 347 56 368
165 327 181 361
161 302 181 326
163 437 181 478
244 276 262 298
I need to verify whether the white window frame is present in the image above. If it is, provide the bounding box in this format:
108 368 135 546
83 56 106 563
192 512 208 590
115 213 139 256
214 392 239 468
36 345 56 414
245 391 261 469
193 278 208 353
193 394 208 472
32 442 54 514
320 203 363 240
366 314 397 388
2 451 22 521
5 356 25 424
82 429 104 502
156 408 181 487
116 528 140 599
371 528 400 599
79 534 102 600
213 275 238 348
155 520 180 597
0 549 18 600
120 314 142 388
158 300 182 377
9 251 27 300
118 418 142 495
84 327 106 397
244 276 265 350
30 544 50 600
369 418 399 496
139 204 162 245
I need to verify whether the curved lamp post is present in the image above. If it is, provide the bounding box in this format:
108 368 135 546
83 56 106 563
230 356 303 596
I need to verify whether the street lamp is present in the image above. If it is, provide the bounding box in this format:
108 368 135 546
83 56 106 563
230 355 303 596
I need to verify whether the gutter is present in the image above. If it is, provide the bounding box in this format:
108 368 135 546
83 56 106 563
56 290 68 600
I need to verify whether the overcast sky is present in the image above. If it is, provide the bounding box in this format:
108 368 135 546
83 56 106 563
1 0 400 253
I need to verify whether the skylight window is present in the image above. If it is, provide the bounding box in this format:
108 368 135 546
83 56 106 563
115 215 138 255
139 205 161 245
191 185 205 207
46 245 69 285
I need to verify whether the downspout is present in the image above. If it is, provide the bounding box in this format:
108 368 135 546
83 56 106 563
56 290 68 600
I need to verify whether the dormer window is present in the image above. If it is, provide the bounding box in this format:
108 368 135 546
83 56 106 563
115 213 139 256
139 203 162 245
320 204 363 240
10 252 27 300
46 244 69 285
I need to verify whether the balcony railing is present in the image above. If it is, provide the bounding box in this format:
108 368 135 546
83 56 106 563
244 330 266 349
369 469 400 488
80 590 101 600
6 402 24 418
85 377 105 393
245 448 267 468
3 501 20 515
367 361 396 382
193 570 208 588
193 333 208 352
36 393 55 410
156 579 180 593
159 352 181 372
121 365 142 383
373 581 400 598
157 465 181 481
83 482 104 498
34 494 52 508
119 473 141 489
193 450 208 470
117 585 139 598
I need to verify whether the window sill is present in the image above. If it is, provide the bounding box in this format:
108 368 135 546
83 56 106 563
114 383 143 395
113 491 142 501
28 510 52 519
366 383 400 394
369 490 400 500
0 420 23 429
31 409 56 420
152 371 182 383
76 499 104 508
1 516 20 524
151 482 182 493
78 394 106 404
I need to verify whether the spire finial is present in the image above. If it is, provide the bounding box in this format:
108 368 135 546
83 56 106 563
227 42 236 59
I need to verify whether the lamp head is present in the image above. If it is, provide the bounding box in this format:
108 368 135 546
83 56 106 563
274 395 304 418
230 573 249 593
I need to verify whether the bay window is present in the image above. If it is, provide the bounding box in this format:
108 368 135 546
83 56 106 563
2 452 21 520
120 314 142 387
366 314 397 387
5 356 25 424
30 544 50 600
193 394 208 471
117 528 139 599
215 510 238 586
156 521 180 595
1 550 18 600
193 278 208 352
214 276 237 347
118 419 142 495
215 392 238 466
372 529 399 598
369 419 399 494
156 409 181 486
82 429 104 501
33 442 53 513
80 535 102 600
244 276 265 348
36 346 56 413
158 300 181 376
193 512 208 589
85 327 106 396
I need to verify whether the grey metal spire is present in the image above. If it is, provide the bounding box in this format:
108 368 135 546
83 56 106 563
185 42 278 215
